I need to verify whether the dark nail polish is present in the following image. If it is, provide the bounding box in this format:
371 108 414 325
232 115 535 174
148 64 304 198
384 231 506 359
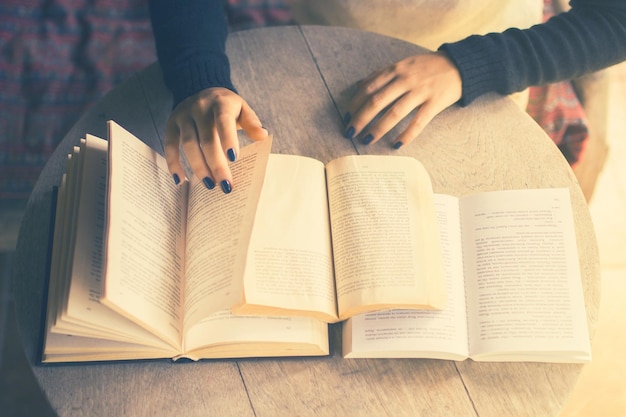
393 141 403 150
173 173 180 185
343 112 351 125
227 148 236 162
345 126 355 140
203 177 215 190
362 134 374 145
221 180 232 194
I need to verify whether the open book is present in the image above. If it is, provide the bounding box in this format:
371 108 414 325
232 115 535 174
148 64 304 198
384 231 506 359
42 121 446 362
342 190 592 363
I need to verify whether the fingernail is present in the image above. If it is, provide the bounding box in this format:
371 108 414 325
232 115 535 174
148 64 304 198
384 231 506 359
173 173 181 185
203 177 215 190
362 134 374 145
393 141 403 149
227 148 236 162
345 126 355 140
221 180 232 194
343 112 351 125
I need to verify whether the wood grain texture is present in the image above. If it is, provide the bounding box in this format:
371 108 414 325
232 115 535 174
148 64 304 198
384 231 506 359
36 362 254 417
11 26 601 417
239 356 477 417
228 26 357 162
241 318 477 417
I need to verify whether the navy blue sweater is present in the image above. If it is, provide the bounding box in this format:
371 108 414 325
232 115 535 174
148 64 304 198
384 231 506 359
149 0 626 108
149 0 234 107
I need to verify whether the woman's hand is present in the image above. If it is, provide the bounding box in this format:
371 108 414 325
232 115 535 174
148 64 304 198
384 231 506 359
344 52 462 148
164 87 268 193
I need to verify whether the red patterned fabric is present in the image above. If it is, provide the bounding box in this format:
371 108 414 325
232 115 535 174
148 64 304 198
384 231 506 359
527 81 588 165
0 0 156 198
526 0 589 166
226 0 294 31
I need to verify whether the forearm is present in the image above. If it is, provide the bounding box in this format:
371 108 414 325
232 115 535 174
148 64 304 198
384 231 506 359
148 0 235 107
440 0 626 106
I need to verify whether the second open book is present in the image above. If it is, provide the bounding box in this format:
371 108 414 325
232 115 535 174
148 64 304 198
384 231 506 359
343 191 591 362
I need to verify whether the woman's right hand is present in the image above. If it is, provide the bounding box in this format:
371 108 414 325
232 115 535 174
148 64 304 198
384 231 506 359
164 87 268 193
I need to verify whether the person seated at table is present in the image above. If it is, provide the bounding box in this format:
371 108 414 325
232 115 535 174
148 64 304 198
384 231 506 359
150 0 626 193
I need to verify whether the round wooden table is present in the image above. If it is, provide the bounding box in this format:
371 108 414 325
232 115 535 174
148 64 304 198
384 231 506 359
13 26 600 417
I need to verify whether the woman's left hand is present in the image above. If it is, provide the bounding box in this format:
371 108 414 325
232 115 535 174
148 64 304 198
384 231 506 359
343 51 462 148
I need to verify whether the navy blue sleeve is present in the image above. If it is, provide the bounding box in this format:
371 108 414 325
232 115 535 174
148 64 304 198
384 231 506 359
439 0 626 106
148 0 236 107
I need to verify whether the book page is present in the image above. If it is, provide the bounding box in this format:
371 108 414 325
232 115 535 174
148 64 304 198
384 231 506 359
44 163 71 346
51 150 78 325
60 138 106 324
343 194 468 359
43 331 180 363
462 188 591 362
102 122 188 349
182 138 272 330
182 309 329 359
232 154 337 322
56 144 84 323
48 135 178 349
326 155 446 320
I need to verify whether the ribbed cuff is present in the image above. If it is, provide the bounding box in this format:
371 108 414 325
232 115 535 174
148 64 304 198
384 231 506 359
439 35 508 107
164 54 236 108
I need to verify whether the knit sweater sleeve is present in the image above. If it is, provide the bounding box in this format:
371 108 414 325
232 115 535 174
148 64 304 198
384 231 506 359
148 0 235 108
439 0 626 106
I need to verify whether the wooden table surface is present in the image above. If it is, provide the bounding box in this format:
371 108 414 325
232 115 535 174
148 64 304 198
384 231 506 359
13 26 601 417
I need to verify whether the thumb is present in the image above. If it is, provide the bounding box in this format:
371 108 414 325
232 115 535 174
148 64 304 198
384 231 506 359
238 102 269 142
